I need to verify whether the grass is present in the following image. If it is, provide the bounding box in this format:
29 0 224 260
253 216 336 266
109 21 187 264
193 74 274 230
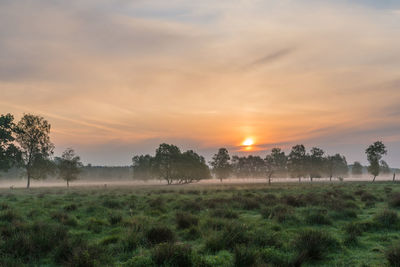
0 181 399 266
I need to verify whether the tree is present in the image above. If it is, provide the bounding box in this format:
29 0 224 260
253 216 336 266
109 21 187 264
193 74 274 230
210 148 231 182
264 148 287 185
308 147 325 182
132 154 154 180
352 161 363 176
325 154 348 181
287 145 307 182
152 143 181 185
15 114 54 188
231 155 265 178
0 113 21 172
150 144 210 185
365 141 387 182
55 148 83 187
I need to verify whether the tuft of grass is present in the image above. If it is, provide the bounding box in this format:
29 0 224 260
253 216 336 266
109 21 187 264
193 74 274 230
293 229 339 264
152 243 192 267
176 212 198 229
373 209 399 229
386 243 400 267
146 225 175 245
389 193 400 208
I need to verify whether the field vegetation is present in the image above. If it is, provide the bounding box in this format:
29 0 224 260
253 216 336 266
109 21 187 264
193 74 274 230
0 182 400 266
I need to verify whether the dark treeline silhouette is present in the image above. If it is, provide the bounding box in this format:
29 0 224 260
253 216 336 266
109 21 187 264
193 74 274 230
1 112 399 186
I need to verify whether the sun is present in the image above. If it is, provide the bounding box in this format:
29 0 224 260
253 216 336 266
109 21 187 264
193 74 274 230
242 138 254 146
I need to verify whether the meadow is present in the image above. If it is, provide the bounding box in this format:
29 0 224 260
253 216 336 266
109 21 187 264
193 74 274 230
0 181 400 266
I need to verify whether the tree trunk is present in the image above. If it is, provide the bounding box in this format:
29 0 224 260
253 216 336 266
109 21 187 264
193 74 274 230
393 172 396 182
220 177 222 182
298 177 301 183
310 176 313 182
67 180 69 188
372 175 376 182
268 175 271 185
26 170 31 189
329 175 332 182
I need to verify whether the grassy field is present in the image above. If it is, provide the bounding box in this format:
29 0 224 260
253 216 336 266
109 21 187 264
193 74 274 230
0 182 400 266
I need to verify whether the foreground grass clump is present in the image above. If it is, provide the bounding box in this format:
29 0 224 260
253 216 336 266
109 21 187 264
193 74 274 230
0 181 400 266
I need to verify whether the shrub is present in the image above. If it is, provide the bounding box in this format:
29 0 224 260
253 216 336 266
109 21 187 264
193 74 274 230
293 229 338 263
176 212 198 229
63 204 78 211
108 213 123 225
148 197 165 211
374 210 399 229
304 209 331 225
234 245 259 267
261 247 291 267
152 243 192 267
281 195 305 207
146 226 175 245
361 192 377 202
389 193 400 208
123 255 154 267
211 208 239 219
386 243 400 267
205 222 249 252
200 250 233 267
261 205 295 223
87 218 107 233
241 198 260 210
0 210 20 223
102 199 122 209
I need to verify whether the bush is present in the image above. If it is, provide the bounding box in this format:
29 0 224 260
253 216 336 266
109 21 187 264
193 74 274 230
261 205 295 223
281 195 305 207
102 199 122 209
146 226 175 245
389 193 400 208
304 209 331 225
205 222 249 252
152 243 192 267
200 250 233 267
374 210 399 229
87 218 107 233
293 229 338 263
123 255 154 267
261 248 291 267
360 192 377 202
176 212 198 229
63 204 78 211
108 213 123 225
234 245 258 267
386 243 400 267
211 208 239 219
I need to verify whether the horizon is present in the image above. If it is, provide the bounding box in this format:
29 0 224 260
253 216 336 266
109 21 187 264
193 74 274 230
1 0 400 166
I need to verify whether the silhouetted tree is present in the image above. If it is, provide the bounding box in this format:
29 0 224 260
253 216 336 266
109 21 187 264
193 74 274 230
210 148 231 182
15 114 54 188
178 150 211 184
153 144 181 185
352 161 363 176
132 154 154 180
232 155 264 178
366 141 387 182
55 148 83 187
325 154 348 181
288 145 307 182
0 114 21 172
308 147 325 182
264 148 287 185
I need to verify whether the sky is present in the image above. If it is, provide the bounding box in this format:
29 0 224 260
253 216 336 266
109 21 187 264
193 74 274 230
1 0 400 166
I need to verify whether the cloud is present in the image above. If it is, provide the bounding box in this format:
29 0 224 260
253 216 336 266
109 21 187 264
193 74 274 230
1 0 400 165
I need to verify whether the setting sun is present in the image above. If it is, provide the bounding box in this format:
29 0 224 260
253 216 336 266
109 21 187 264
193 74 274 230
242 138 254 146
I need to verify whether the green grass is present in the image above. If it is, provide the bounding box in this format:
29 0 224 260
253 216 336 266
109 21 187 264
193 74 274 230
0 181 400 266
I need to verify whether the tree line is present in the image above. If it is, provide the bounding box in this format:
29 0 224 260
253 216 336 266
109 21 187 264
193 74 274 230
1 112 396 187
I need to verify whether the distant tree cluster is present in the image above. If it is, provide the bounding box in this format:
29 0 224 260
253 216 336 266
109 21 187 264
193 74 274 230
210 145 349 183
132 144 211 184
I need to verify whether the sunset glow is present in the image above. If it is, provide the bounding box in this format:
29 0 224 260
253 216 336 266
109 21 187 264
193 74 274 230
1 0 400 165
